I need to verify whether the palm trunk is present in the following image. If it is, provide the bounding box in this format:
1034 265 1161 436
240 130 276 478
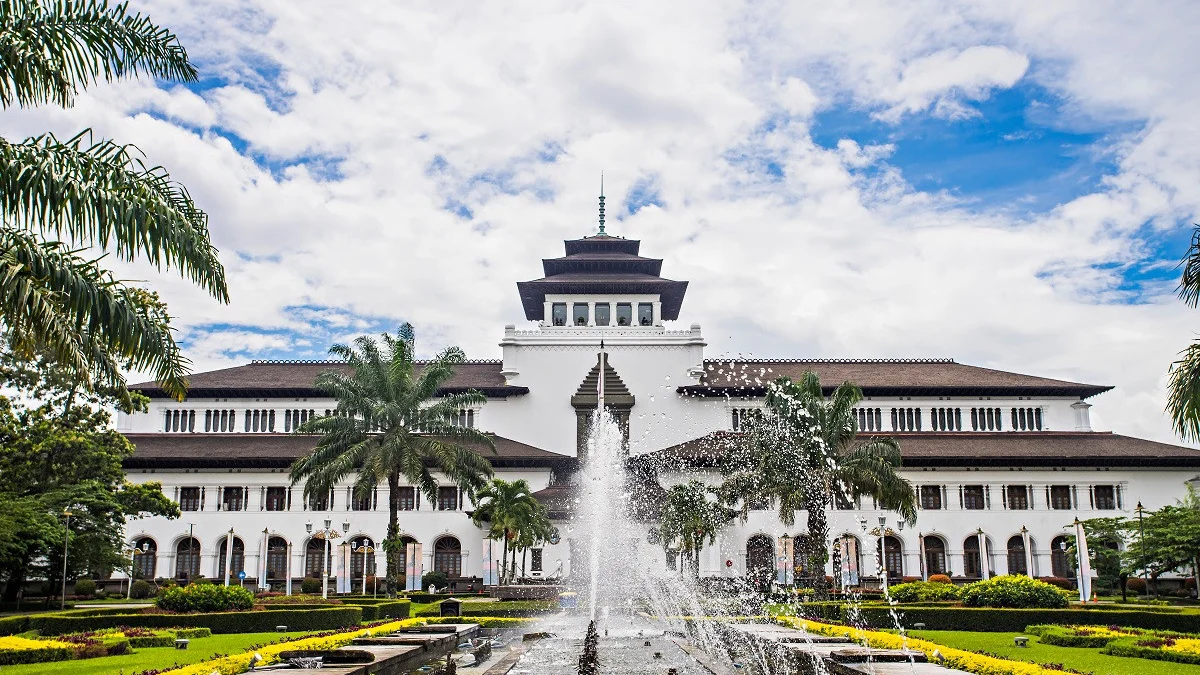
521 547 528 580
805 497 831 600
501 534 509 585
386 471 401 597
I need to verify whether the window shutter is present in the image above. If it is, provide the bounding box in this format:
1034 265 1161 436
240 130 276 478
1002 485 1009 509
200 487 206 510
1088 485 1095 510
217 485 223 510
415 489 420 510
1116 485 1124 510
261 487 266 511
984 485 991 510
959 485 964 509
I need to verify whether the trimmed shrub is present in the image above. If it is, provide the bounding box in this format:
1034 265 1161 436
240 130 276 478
129 579 153 599
1038 576 1073 590
300 577 322 594
415 600 557 618
1035 626 1118 647
28 606 363 635
959 575 1068 609
190 576 213 585
73 579 96 597
1127 577 1148 593
422 571 449 591
0 616 30 637
157 584 254 612
927 574 952 585
173 627 212 638
340 599 411 621
833 606 1200 632
0 636 78 665
887 581 960 603
1104 637 1200 665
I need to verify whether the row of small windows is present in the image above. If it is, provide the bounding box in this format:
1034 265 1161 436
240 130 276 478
174 485 463 512
551 302 654 327
732 406 1049 433
910 484 1121 511
165 408 477 433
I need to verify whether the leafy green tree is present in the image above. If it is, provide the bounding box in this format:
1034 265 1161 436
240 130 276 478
0 397 179 601
1067 517 1126 595
656 480 731 578
0 0 229 403
1124 489 1200 597
721 373 916 598
290 325 495 594
471 478 552 583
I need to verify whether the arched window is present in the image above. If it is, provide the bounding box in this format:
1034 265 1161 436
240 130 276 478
792 534 812 583
745 534 774 589
266 537 289 580
132 538 157 579
880 536 903 578
434 536 462 577
305 538 331 577
1051 535 1072 578
349 536 376 580
963 536 981 578
217 536 245 579
834 535 861 585
923 535 947 576
397 536 417 581
175 537 200 580
1007 535 1028 575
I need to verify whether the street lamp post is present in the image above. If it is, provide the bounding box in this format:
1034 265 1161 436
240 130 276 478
1136 501 1147 597
60 509 72 610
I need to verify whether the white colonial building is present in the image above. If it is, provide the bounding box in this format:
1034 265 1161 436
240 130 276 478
118 224 1200 592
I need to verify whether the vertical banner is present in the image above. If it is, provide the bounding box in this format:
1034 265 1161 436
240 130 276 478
224 530 234 587
776 536 794 586
1075 520 1093 602
977 531 991 579
259 530 270 590
918 535 928 581
336 544 348 594
482 538 498 586
840 537 860 587
405 542 423 591
285 543 293 596
1022 528 1035 578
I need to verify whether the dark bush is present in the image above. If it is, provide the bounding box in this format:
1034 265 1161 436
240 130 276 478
1126 577 1148 593
129 579 153 599
887 581 960 603
422 571 449 591
1038 577 1073 590
73 579 96 597
28 606 362 635
190 576 213 585
959 575 1069 609
414 600 557 618
819 605 1200 632
300 577 322 594
340 599 411 621
156 584 254 612
927 574 952 585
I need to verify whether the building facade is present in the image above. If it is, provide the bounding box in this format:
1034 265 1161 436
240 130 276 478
119 229 1200 590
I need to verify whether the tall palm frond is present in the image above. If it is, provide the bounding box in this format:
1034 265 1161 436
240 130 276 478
0 229 186 399
1167 340 1200 442
0 0 196 109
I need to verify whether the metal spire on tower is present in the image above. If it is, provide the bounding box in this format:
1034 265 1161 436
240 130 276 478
598 172 606 235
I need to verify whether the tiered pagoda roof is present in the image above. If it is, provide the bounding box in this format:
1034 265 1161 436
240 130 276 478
516 234 689 321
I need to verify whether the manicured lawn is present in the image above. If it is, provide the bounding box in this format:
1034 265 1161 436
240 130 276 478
0 630 321 675
911 629 1199 675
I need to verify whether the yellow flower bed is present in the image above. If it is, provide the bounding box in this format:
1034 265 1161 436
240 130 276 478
0 635 78 665
1166 638 1200 657
164 619 429 675
776 617 1063 675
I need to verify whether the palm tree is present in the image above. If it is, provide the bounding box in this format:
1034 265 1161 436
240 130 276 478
1168 224 1200 441
721 373 916 598
290 324 495 594
471 478 552 582
657 480 731 578
0 1 229 402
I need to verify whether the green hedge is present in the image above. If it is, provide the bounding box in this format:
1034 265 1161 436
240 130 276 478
28 606 363 635
126 634 174 648
415 600 557 618
795 604 1200 633
0 601 73 613
1104 637 1200 665
172 627 212 639
1033 626 1116 648
340 599 410 621
0 616 29 636
157 584 254 612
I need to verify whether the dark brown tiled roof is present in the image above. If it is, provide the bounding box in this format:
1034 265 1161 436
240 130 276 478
123 433 569 469
130 361 528 399
678 359 1112 399
636 431 1200 468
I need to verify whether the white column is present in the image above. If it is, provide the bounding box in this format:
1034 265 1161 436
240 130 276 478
1072 401 1093 431
652 300 662 326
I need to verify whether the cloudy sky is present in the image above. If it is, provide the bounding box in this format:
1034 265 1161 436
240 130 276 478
6 1 1200 443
